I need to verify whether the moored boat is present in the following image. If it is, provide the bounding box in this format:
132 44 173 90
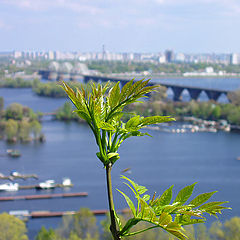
0 183 19 191
36 180 55 189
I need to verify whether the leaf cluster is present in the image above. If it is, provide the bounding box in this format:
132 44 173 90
117 176 230 240
62 79 174 166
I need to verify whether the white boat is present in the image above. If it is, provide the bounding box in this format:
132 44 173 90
0 183 19 191
36 180 55 189
11 171 20 177
62 178 72 186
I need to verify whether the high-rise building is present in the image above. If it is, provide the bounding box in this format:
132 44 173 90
230 53 239 65
165 50 174 63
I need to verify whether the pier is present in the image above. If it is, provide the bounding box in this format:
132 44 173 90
19 183 73 190
0 192 88 201
0 174 38 180
10 209 131 219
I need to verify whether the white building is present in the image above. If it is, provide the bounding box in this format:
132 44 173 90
230 53 239 65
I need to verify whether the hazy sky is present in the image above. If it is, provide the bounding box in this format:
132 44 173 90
0 0 240 53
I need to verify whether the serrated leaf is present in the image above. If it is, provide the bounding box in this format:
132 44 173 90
119 79 134 102
98 121 115 131
181 218 206 226
199 201 228 210
117 189 136 216
125 116 141 129
109 82 120 108
158 212 172 226
139 116 175 127
74 110 91 123
158 185 174 206
190 191 217 208
166 229 187 240
178 210 204 218
107 152 119 159
166 222 182 231
119 218 141 236
173 183 196 205
121 175 148 197
142 194 150 202
137 185 148 195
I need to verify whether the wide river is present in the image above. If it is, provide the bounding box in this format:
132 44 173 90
0 79 240 239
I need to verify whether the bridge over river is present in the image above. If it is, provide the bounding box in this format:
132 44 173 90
38 70 231 102
83 75 230 102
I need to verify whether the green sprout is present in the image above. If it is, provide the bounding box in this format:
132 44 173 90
62 79 229 240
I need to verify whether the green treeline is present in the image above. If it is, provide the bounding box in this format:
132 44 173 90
87 61 240 74
0 77 35 88
0 210 238 240
126 100 240 125
32 80 84 98
0 98 44 142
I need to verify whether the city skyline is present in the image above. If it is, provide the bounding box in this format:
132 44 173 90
0 0 240 53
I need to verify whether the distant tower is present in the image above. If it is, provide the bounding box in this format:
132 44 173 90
165 50 174 63
230 53 239 65
102 44 106 60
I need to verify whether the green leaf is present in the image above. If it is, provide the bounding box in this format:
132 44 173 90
96 152 106 164
158 212 172 226
107 152 120 163
74 110 91 123
158 185 174 206
114 211 122 231
173 183 196 205
180 218 206 226
177 210 204 218
139 116 175 127
190 191 217 208
98 122 116 131
142 194 150 202
119 218 141 236
117 189 136 216
199 201 229 210
108 82 120 108
121 175 148 196
166 229 187 240
119 79 134 102
166 222 182 231
125 116 141 129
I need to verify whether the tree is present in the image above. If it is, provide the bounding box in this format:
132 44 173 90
5 103 23 120
209 221 225 240
19 120 31 142
31 120 42 139
5 119 18 141
56 101 74 120
0 213 28 240
0 97 4 113
224 217 240 240
35 227 57 240
196 224 209 240
227 89 240 105
149 85 167 102
62 79 229 240
56 208 99 240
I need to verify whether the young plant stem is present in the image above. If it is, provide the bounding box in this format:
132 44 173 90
106 163 121 240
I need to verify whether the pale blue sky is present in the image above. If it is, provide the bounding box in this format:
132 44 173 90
0 0 240 53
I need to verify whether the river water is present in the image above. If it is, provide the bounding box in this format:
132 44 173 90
0 81 240 239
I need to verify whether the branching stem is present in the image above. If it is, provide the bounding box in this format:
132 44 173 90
106 163 121 240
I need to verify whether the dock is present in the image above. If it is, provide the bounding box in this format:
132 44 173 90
19 183 73 190
0 192 88 201
30 209 109 218
0 174 38 180
10 209 131 219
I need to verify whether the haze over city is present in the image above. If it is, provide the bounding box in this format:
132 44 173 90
1 0 240 52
